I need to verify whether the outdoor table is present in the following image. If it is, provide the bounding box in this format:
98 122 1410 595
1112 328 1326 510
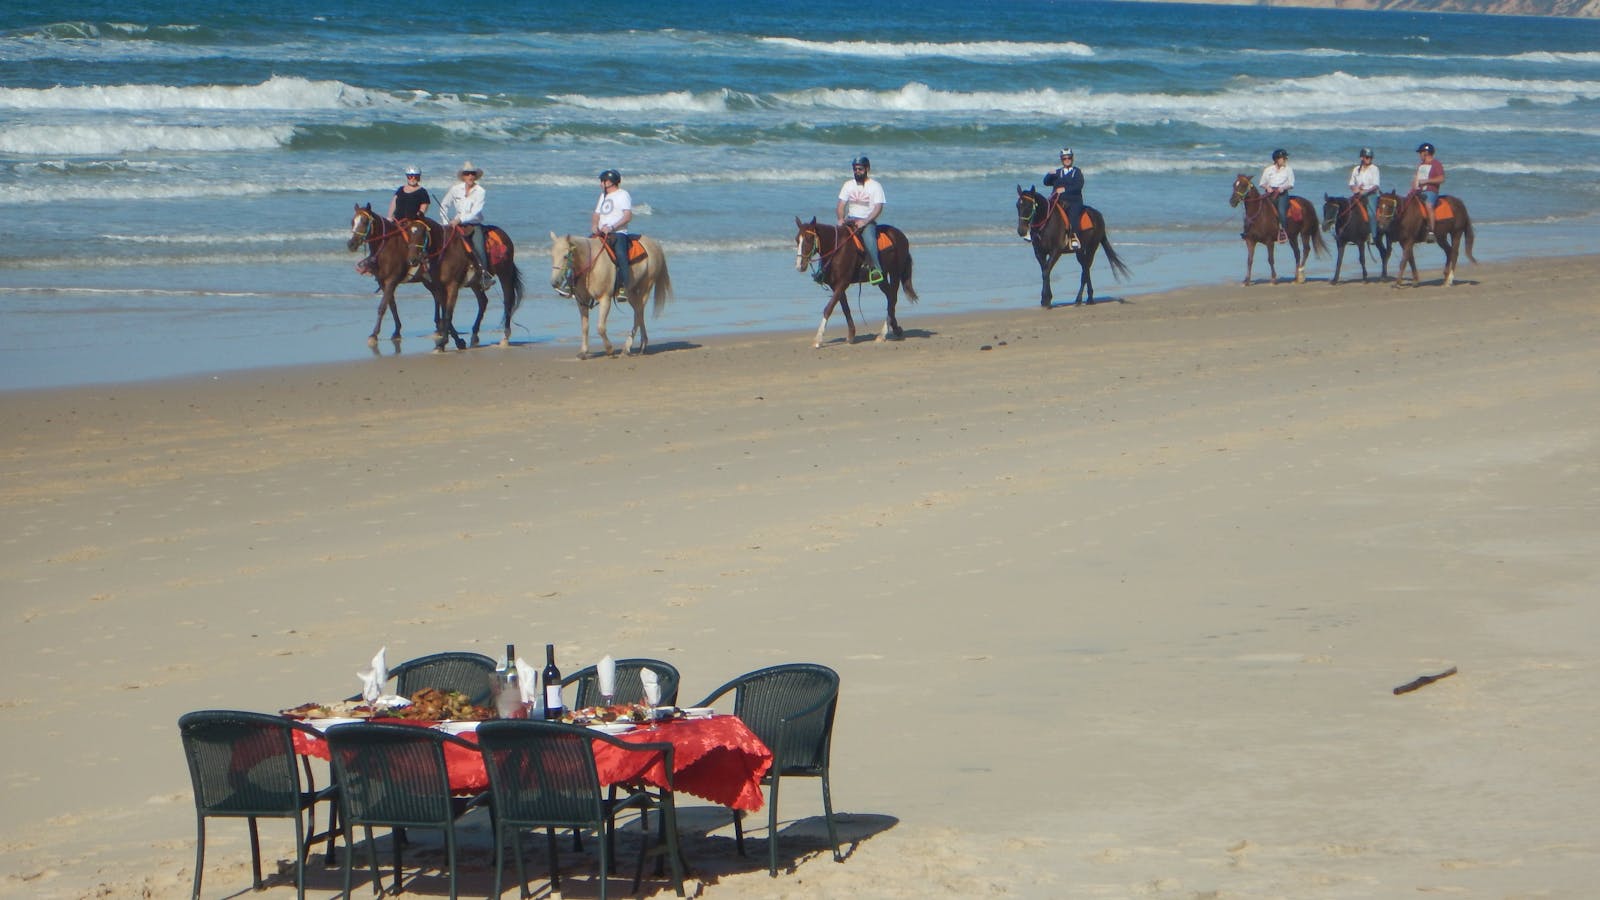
293 715 772 810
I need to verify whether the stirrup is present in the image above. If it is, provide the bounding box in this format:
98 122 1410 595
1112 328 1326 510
1276 229 1288 244
867 268 885 285
1068 236 1082 251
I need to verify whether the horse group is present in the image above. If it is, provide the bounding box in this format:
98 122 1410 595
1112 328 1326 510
1230 174 1474 288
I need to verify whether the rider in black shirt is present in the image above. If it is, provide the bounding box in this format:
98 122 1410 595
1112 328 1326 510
389 165 432 220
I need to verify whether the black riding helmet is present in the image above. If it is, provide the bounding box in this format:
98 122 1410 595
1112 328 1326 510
1416 142 1435 154
599 169 622 184
851 156 870 169
1272 148 1288 161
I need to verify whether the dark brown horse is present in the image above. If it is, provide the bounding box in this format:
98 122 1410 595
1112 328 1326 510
404 219 524 351
1015 186 1130 308
1230 174 1327 285
347 204 432 344
1376 190 1476 288
1321 194 1390 284
794 217 918 348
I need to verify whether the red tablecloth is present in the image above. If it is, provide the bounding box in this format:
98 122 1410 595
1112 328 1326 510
294 716 772 811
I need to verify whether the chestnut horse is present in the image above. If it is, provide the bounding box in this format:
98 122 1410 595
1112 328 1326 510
1230 174 1327 285
793 217 918 348
404 219 525 351
348 204 431 344
1015 186 1130 307
1375 190 1476 288
548 233 673 359
1321 195 1390 284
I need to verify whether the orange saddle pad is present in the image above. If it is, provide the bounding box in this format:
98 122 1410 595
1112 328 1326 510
597 235 649 264
1434 197 1457 223
848 229 894 252
485 228 509 267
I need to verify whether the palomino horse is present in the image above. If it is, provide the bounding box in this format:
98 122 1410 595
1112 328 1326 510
793 217 918 348
1321 194 1390 284
1375 190 1476 288
548 233 673 359
348 204 431 344
404 219 525 351
1230 174 1327 285
1015 186 1131 307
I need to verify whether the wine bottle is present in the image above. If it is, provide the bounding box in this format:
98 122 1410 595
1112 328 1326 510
496 643 522 719
542 643 564 720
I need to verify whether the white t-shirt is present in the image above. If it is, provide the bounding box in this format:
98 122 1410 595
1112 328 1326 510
1348 163 1380 195
1259 163 1294 193
837 177 886 220
594 188 633 233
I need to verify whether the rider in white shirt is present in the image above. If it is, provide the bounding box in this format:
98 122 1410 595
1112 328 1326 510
1259 149 1295 241
439 161 492 288
1347 147 1381 242
591 169 634 300
836 155 886 282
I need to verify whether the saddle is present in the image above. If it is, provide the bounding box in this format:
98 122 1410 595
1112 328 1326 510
595 235 649 264
847 227 895 253
1284 197 1309 225
450 224 510 268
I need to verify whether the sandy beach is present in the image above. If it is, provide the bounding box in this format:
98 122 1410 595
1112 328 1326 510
3 254 1598 899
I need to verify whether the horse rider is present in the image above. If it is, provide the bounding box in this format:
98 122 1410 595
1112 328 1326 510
440 160 492 289
592 168 634 301
836 155 886 284
1412 142 1445 243
388 165 432 222
1347 148 1381 242
1259 149 1295 243
1043 147 1085 251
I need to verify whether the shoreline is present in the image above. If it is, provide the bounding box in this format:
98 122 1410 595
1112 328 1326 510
4 252 1599 898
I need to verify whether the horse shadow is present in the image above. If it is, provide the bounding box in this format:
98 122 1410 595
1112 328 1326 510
1044 295 1129 309
818 327 937 347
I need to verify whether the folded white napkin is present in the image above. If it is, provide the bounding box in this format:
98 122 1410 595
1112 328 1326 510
597 655 616 699
641 667 661 707
516 657 538 704
358 646 388 704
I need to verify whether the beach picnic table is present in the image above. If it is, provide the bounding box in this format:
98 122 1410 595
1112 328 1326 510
292 715 772 811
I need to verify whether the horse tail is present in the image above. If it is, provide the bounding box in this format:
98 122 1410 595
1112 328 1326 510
1305 204 1329 257
650 244 673 318
1459 204 1477 264
504 263 524 319
1101 234 1132 281
901 251 918 302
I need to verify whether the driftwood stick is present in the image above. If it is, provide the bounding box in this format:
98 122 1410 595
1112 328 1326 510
1393 666 1458 696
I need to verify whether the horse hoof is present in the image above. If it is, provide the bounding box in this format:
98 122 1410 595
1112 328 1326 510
813 341 823 349
498 338 510 348
366 335 379 347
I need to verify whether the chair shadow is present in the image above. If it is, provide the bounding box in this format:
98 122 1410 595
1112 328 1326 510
260 805 897 897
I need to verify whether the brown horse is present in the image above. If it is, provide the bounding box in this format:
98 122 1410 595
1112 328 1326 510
348 204 432 344
1321 194 1390 284
793 217 918 348
1015 186 1131 307
548 233 673 359
404 219 524 351
1376 190 1476 288
1230 174 1327 285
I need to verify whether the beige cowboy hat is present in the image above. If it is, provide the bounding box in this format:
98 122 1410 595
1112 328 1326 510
459 160 483 176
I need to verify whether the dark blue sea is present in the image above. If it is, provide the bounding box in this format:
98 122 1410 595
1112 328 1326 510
3 0 1597 388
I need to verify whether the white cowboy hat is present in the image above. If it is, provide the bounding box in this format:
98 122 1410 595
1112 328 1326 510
459 161 482 176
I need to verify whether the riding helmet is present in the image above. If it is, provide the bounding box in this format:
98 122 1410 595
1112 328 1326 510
404 165 421 176
1059 147 1074 159
1416 142 1435 154
851 156 870 169
1358 148 1373 158
1272 148 1288 161
599 169 622 184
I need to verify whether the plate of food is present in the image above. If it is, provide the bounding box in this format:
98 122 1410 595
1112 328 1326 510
281 700 376 720
681 706 715 719
587 721 634 735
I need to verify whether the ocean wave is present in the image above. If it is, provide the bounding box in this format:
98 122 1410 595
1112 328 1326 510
757 37 1093 60
0 124 294 156
0 76 392 111
546 88 751 113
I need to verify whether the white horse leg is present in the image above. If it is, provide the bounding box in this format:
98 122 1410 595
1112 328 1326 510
875 319 890 343
579 304 591 359
597 297 615 357
813 315 829 349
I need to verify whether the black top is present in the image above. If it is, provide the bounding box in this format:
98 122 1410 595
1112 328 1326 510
392 186 432 219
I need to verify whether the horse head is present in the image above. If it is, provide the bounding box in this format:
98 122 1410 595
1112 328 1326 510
549 232 578 299
1229 175 1255 208
1375 191 1400 230
1322 194 1345 231
794 216 822 272
1015 186 1045 237
348 204 379 252
403 218 433 269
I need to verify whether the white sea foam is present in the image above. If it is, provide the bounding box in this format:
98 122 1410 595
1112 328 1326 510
546 89 740 113
0 75 390 111
0 124 294 157
758 37 1093 60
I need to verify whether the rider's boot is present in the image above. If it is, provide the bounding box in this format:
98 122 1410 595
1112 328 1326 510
1068 230 1081 251
613 282 628 303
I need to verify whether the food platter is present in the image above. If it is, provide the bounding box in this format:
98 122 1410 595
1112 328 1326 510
282 688 491 723
586 722 634 735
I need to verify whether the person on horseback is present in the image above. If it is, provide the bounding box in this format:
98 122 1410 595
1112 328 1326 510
836 155 886 284
1042 147 1085 252
1412 142 1445 243
1260 149 1295 244
592 168 634 301
1347 148 1381 242
440 160 493 289
388 165 432 221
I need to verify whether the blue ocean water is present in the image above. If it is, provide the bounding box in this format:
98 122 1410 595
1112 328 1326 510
2 0 1598 389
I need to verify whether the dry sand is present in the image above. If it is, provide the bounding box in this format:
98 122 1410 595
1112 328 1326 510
3 255 1598 899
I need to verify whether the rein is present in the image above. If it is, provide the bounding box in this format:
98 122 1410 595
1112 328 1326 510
553 238 605 303
354 212 406 248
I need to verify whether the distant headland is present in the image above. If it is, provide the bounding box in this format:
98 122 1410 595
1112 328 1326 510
1111 0 1599 17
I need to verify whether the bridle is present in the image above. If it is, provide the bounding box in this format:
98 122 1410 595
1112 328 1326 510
349 208 405 251
550 237 604 304
1016 192 1045 235
795 224 843 278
